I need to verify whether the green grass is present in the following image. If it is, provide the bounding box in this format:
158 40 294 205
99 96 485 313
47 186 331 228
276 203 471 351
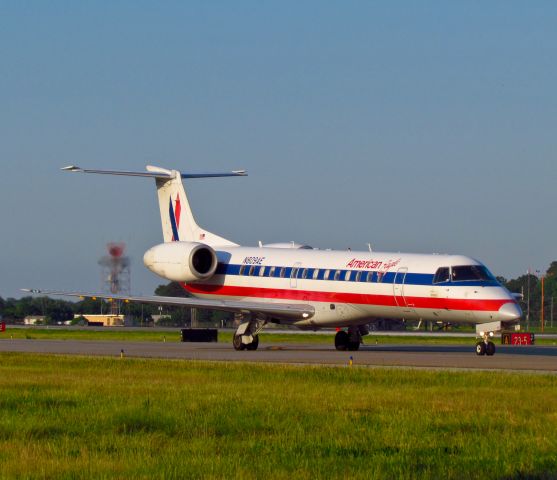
0 353 556 479
3 327 557 346
3 327 181 343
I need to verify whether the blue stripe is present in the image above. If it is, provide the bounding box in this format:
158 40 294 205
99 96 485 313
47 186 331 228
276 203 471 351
214 263 499 287
169 198 179 241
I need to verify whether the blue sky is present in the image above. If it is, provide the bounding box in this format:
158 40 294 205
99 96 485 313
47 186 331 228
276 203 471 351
1 2 556 298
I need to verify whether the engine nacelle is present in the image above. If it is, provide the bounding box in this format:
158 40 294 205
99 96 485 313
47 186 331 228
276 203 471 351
143 241 218 283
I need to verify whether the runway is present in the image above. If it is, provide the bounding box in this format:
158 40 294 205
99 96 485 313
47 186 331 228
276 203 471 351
1 338 557 372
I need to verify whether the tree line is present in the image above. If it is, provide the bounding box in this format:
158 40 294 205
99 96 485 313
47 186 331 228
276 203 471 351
2 262 557 328
497 261 557 328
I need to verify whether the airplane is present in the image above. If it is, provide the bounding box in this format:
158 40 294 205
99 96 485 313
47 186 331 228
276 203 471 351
27 165 522 356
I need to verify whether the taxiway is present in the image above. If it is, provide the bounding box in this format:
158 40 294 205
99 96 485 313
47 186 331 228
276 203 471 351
1 339 557 372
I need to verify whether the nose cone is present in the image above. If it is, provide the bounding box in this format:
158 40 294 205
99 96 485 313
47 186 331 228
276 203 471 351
498 302 522 322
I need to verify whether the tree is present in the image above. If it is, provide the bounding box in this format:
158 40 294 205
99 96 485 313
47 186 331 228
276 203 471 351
45 299 73 324
546 261 557 278
155 282 190 297
73 297 104 315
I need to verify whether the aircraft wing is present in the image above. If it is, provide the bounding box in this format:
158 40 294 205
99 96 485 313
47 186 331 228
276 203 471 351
22 289 314 321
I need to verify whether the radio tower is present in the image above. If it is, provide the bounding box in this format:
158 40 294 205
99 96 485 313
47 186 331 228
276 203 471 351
99 242 131 315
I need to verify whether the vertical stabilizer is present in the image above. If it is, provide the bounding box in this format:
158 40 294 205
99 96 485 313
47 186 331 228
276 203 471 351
152 167 238 246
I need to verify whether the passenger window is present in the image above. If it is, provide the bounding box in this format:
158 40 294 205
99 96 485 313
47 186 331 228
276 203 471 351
344 271 351 281
334 270 341 281
249 266 255 276
366 272 374 282
291 267 298 278
377 272 384 283
324 269 330 280
355 271 362 282
433 267 450 284
313 269 319 280
280 267 286 278
301 268 308 279
269 266 276 277
239 265 246 276
259 266 266 277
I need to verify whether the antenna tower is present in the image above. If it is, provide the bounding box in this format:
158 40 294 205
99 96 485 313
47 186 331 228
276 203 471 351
99 242 131 315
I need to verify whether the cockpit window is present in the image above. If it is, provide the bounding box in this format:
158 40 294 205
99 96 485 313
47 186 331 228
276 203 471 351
433 267 450 284
451 265 494 282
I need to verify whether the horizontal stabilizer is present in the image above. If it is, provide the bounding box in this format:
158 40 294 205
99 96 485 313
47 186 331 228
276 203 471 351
61 165 247 179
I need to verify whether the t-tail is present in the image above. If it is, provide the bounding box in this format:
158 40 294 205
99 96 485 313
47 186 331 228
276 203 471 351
61 164 246 247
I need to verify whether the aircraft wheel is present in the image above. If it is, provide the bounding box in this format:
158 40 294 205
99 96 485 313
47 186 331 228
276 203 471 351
475 342 486 356
347 341 360 351
335 331 349 351
233 334 246 351
485 341 496 356
246 335 259 351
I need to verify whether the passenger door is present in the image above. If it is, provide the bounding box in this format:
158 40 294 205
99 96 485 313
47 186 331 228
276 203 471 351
290 262 302 289
393 267 416 318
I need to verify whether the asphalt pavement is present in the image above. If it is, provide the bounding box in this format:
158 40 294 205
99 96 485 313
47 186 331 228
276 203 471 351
1 338 556 372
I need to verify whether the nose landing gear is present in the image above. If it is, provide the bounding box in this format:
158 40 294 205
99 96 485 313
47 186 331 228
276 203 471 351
475 339 496 356
474 321 505 356
475 328 497 356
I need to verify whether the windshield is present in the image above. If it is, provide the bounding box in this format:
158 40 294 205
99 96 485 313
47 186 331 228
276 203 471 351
451 265 495 282
433 267 450 284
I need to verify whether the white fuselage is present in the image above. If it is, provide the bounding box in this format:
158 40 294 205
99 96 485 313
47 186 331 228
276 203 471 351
178 246 521 328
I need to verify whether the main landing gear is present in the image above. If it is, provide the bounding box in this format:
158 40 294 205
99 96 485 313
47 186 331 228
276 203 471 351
233 317 266 351
233 333 259 351
334 325 368 351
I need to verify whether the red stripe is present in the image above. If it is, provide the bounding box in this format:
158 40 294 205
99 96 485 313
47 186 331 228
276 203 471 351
174 194 181 228
183 283 510 312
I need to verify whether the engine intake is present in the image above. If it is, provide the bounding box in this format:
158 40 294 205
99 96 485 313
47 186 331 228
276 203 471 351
143 242 218 283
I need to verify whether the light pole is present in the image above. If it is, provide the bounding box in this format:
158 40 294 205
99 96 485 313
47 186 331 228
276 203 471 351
527 269 531 330
541 275 545 333
534 269 542 332
551 297 554 329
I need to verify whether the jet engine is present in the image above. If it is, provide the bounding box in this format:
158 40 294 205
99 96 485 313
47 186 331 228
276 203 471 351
143 241 218 283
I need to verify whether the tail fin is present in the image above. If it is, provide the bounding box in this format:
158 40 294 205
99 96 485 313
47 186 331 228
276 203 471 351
62 165 245 247
150 166 239 245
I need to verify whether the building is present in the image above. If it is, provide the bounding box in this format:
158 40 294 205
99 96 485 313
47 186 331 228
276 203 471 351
24 315 46 325
74 314 130 327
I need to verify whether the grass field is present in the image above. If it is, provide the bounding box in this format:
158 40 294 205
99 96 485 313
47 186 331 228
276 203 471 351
3 326 557 346
0 353 556 479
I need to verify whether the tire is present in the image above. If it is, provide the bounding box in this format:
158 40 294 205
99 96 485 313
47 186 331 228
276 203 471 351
335 331 349 351
233 334 246 351
347 341 360 351
475 342 486 356
246 335 259 351
486 341 496 356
